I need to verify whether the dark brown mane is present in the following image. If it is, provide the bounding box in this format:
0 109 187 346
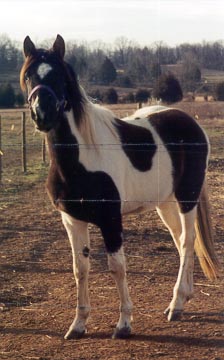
62 60 86 127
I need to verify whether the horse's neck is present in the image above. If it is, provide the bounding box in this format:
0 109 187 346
46 104 118 173
67 102 118 147
46 114 79 179
84 103 119 144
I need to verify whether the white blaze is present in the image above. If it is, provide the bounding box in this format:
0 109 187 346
37 63 53 79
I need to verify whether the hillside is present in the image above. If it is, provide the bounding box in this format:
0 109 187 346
2 66 224 97
162 64 224 90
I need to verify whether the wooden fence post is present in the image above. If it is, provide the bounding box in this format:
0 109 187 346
42 137 46 163
0 115 2 183
137 102 142 109
21 112 27 173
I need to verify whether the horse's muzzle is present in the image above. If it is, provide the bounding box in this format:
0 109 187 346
28 84 65 132
31 106 56 132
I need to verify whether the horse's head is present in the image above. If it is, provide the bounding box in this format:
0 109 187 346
20 35 77 132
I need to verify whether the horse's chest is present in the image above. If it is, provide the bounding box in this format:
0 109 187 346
46 165 121 226
46 167 87 218
46 169 69 211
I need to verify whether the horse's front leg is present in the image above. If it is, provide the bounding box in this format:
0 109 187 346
106 242 133 339
61 212 90 339
101 217 133 338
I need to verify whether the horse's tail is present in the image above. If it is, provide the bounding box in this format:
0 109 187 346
194 182 220 280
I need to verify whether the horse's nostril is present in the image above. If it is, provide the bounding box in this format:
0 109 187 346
35 106 45 121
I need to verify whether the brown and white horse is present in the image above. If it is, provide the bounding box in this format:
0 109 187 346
20 35 219 340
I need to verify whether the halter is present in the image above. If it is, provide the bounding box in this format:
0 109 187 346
28 84 66 111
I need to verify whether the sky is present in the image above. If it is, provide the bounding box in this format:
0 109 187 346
1 0 224 47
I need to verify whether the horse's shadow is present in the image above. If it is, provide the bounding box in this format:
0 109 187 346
1 311 223 349
181 311 224 324
85 328 224 349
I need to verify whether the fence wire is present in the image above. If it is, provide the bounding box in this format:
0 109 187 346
0 111 223 287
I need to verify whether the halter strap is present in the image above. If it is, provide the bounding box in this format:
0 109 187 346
28 84 65 110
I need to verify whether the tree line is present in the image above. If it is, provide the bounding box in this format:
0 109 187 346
2 35 224 77
1 34 224 107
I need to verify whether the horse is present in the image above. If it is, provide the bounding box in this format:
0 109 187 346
20 35 219 340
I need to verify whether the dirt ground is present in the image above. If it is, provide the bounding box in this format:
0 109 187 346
0 110 223 359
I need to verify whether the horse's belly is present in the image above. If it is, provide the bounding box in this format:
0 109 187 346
121 187 172 215
121 168 173 215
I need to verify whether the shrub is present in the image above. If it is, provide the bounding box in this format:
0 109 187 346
153 73 183 104
135 88 150 103
103 88 118 104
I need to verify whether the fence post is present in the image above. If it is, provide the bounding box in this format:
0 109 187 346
21 112 27 173
137 102 142 109
0 115 2 183
42 137 46 163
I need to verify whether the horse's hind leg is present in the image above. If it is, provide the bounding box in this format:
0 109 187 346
165 207 197 321
156 195 182 255
157 198 196 321
61 212 90 339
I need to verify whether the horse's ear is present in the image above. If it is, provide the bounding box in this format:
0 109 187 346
23 36 36 58
52 34 65 59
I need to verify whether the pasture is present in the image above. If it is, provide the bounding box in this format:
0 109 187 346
0 102 223 359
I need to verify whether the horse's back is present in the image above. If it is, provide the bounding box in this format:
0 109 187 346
122 105 169 120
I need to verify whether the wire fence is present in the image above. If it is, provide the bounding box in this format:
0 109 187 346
0 108 223 360
0 109 223 182
0 111 47 181
0 108 223 316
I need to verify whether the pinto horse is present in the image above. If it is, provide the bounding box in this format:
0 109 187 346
20 35 219 340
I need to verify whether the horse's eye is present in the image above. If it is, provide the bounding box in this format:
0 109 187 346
24 73 29 82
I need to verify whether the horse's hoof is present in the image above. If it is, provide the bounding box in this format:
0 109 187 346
112 326 131 339
64 328 85 340
167 309 182 321
164 306 170 316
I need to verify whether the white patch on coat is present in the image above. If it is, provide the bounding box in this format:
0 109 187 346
66 105 173 216
37 63 53 79
122 105 171 120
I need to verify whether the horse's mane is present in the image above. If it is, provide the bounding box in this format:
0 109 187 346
20 50 119 146
64 65 118 145
20 55 36 91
